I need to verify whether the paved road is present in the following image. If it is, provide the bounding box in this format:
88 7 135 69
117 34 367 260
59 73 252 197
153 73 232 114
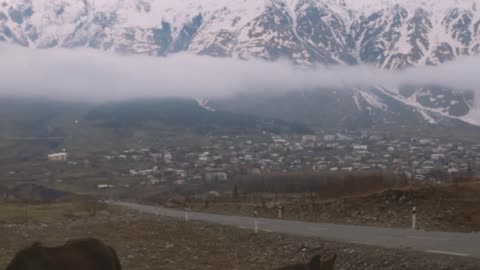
112 201 480 258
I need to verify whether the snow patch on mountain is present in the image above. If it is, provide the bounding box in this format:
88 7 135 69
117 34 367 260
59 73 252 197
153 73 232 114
195 97 216 112
417 109 438 125
359 90 389 111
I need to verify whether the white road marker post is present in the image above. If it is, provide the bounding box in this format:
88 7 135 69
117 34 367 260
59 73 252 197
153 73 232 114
301 245 308 262
277 205 283 219
254 210 258 233
412 206 417 230
185 207 190 222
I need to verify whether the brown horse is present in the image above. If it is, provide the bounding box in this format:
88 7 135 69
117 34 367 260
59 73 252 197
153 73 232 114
5 238 121 270
277 254 337 270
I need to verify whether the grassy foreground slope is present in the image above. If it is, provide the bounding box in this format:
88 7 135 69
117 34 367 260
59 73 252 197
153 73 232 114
0 202 479 270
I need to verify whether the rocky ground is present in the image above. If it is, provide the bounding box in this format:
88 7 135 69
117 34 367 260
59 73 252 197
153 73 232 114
174 182 480 233
0 202 479 270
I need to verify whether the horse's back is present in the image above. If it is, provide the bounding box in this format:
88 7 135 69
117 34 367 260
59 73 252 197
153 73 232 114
64 238 121 270
6 239 121 270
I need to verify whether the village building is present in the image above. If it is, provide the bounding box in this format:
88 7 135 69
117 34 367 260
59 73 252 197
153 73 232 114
48 152 67 162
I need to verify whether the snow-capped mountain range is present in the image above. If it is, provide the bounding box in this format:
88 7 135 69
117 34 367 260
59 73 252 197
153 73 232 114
3 0 480 67
1 0 480 127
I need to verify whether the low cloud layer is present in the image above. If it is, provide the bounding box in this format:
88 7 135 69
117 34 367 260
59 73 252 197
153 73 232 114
0 45 479 102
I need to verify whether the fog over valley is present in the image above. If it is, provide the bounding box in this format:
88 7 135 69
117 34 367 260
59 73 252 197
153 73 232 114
0 45 479 103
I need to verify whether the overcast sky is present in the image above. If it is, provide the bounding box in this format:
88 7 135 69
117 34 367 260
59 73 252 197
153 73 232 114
0 45 478 102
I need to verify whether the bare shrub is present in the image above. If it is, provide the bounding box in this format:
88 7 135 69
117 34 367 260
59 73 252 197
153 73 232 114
81 200 107 217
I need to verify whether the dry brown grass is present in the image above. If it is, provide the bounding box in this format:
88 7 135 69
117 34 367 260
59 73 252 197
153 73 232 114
234 171 409 200
0 200 109 225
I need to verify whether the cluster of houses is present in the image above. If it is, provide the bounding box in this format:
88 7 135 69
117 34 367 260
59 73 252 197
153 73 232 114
90 131 479 187
313 135 477 181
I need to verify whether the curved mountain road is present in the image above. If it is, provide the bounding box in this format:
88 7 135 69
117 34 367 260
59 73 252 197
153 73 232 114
111 201 480 258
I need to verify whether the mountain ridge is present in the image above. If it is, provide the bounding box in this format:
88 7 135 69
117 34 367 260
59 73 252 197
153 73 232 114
1 0 480 67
